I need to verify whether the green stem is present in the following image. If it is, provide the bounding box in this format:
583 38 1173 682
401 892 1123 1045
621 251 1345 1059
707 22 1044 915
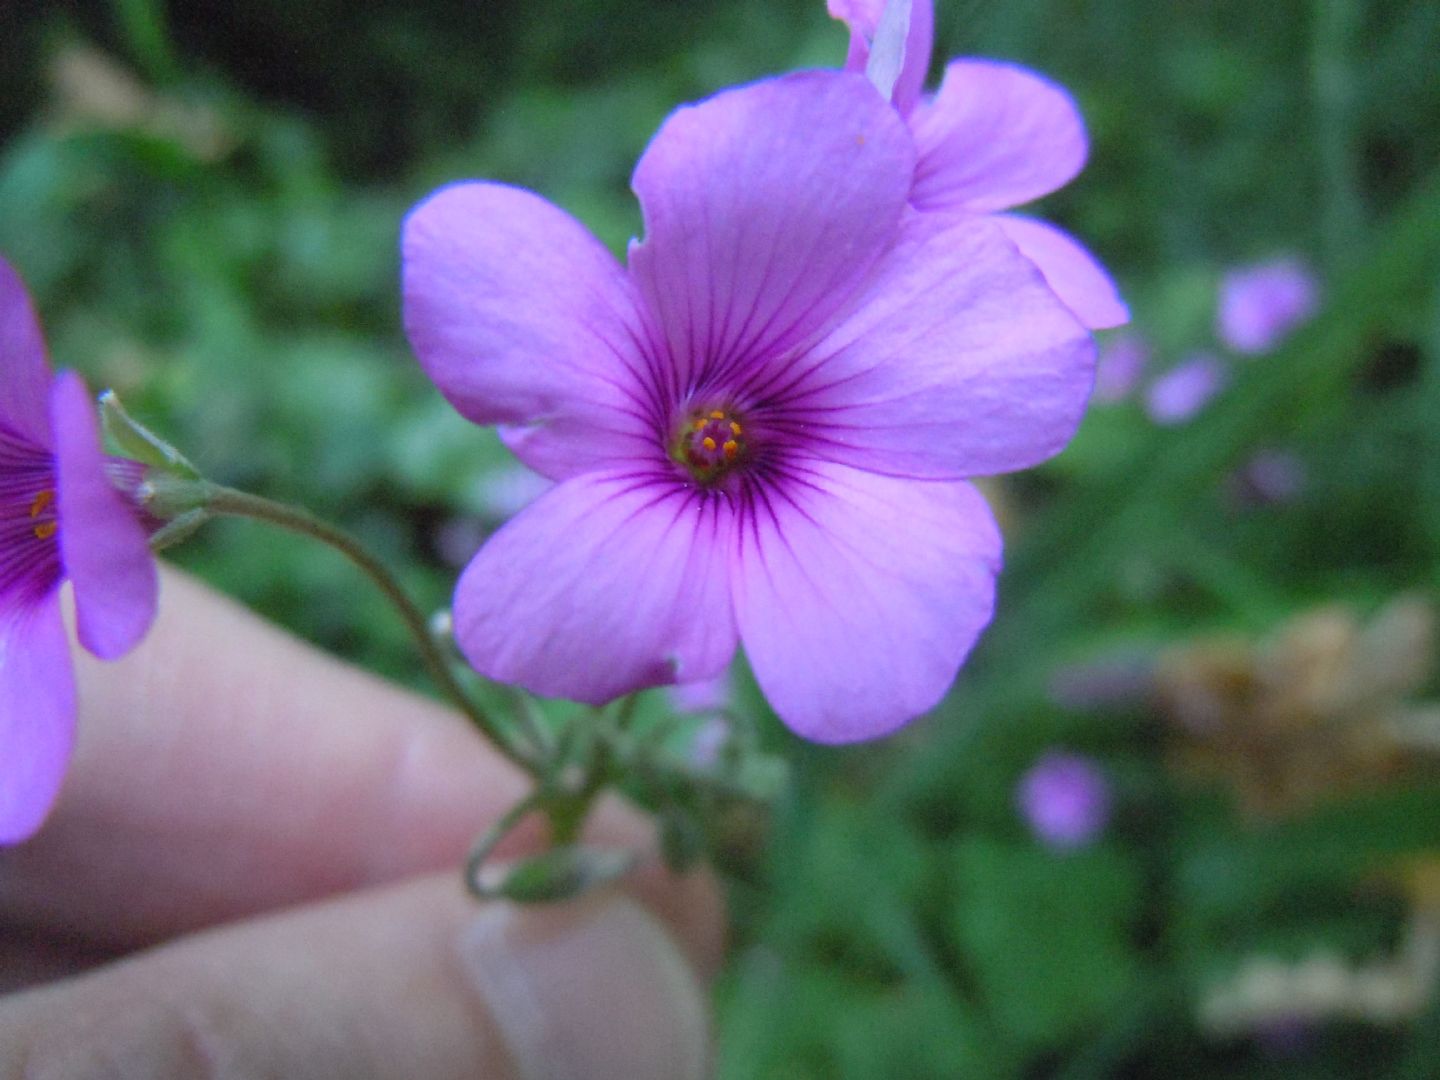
202 483 538 777
547 716 617 846
465 789 545 898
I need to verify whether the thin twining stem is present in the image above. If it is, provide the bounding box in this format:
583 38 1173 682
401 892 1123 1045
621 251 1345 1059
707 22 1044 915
201 483 539 778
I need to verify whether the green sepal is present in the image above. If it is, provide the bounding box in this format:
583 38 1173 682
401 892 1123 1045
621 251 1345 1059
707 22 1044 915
100 390 200 478
136 473 215 519
147 508 211 552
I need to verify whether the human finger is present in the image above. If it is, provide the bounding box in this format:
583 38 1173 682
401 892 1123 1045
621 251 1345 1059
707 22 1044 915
0 567 693 959
0 874 710 1080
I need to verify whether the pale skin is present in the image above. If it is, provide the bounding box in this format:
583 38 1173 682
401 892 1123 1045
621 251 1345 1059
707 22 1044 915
0 568 723 1078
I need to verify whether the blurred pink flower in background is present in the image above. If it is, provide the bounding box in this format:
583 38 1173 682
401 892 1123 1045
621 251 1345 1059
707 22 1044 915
1216 257 1320 356
1093 332 1150 403
1144 353 1228 426
1017 750 1113 850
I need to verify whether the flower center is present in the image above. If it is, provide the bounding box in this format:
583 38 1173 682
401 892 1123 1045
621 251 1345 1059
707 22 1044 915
29 489 57 541
672 407 748 485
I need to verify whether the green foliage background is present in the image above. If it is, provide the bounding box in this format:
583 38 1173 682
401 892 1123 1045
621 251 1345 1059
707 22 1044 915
3 0 1440 1074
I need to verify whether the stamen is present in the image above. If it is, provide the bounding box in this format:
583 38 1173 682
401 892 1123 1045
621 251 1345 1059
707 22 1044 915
670 404 751 486
28 489 58 541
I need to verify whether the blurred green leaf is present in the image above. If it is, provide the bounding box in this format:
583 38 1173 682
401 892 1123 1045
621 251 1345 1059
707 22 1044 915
948 837 1143 1049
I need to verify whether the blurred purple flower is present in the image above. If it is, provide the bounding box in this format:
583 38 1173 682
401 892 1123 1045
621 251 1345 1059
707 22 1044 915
0 258 157 844
829 0 1127 330
687 716 733 771
1144 353 1228 425
1216 257 1319 355
1018 750 1112 849
404 73 1095 743
1230 448 1306 507
473 462 551 522
1093 332 1150 403
667 668 733 716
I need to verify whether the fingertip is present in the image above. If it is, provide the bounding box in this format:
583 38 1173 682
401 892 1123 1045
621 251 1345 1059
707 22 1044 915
0 874 715 1080
459 891 710 1080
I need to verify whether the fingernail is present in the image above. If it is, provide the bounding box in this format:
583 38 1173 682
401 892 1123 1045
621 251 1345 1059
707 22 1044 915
458 893 709 1080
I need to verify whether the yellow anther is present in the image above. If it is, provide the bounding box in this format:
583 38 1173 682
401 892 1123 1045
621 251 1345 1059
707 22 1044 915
709 410 726 420
34 521 57 541
692 418 707 431
702 437 717 452
730 421 742 436
29 490 53 518
722 440 738 459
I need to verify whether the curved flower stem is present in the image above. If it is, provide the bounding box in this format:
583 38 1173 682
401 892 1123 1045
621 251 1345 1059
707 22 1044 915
201 483 539 778
465 789 545 898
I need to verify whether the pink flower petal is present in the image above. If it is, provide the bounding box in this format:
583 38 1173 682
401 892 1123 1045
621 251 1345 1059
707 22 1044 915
629 71 914 396
777 213 1093 479
911 59 1089 213
453 468 737 705
732 464 1000 742
51 371 157 660
0 257 55 448
402 183 656 480
0 594 75 844
997 215 1128 330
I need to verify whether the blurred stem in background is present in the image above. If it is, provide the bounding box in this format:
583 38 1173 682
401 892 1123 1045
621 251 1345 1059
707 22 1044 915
1428 288 1440 574
1311 0 1367 274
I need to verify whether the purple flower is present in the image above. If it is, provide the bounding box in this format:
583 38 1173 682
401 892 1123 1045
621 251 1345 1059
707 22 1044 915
828 0 1128 331
0 259 157 844
403 73 1094 743
1144 353 1228 426
1216 257 1320 355
1093 332 1150 403
1018 750 1112 849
